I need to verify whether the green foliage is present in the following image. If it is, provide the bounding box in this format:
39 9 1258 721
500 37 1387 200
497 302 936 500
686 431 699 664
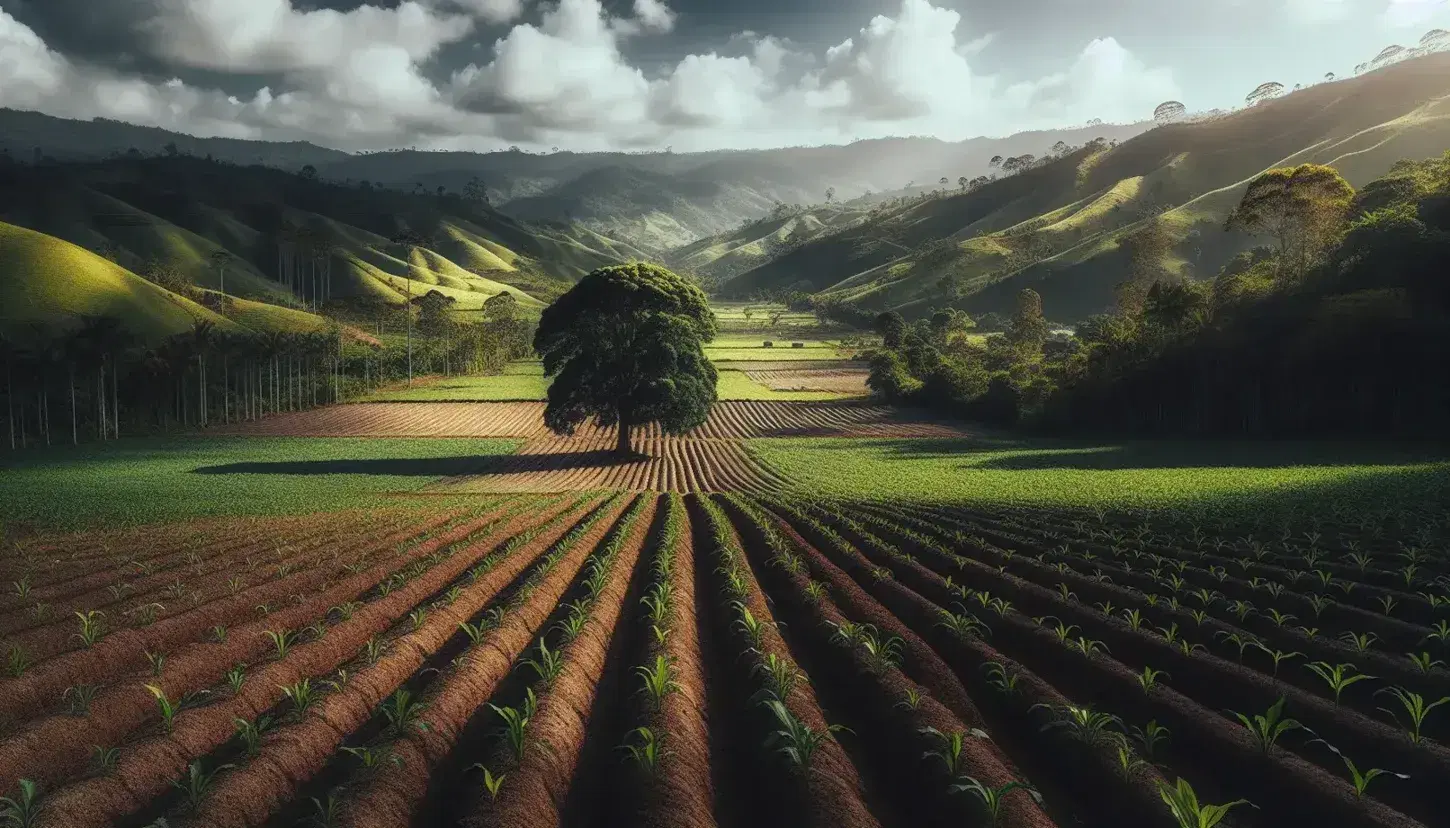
535 262 717 454
1155 777 1254 828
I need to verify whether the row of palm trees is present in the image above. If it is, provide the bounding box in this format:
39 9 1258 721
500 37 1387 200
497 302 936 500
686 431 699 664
1 319 363 450
1 310 536 451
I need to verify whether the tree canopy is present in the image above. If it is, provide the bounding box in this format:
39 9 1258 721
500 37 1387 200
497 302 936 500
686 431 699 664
534 262 717 455
1225 163 1354 281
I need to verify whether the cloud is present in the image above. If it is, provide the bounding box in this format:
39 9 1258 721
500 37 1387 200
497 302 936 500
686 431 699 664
1 0 1182 152
445 0 529 25
1383 0 1450 27
1285 0 1354 24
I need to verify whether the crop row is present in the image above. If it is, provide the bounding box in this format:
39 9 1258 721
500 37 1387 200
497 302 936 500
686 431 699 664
0 496 1443 827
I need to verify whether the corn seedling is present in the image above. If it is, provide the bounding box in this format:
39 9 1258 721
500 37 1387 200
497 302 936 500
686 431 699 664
1136 666 1167 694
620 726 671 778
937 610 989 640
1254 644 1303 678
950 777 1043 828
1122 609 1145 631
145 685 178 732
731 603 767 648
281 679 316 716
897 687 924 710
233 715 274 758
1155 777 1253 828
523 640 564 685
73 610 105 648
63 683 101 716
761 699 847 769
1375 686 1450 744
208 625 227 644
469 765 507 801
982 662 1021 697
921 726 990 779
636 655 681 710
1230 696 1301 755
1114 742 1151 780
309 794 343 828
1407 651 1446 674
340 745 401 776
1034 703 1123 747
0 779 43 828
751 653 805 703
1131 720 1170 762
379 688 429 735
172 759 232 811
144 650 166 677
225 665 246 694
409 608 428 632
489 702 530 763
91 744 120 774
1309 738 1408 799
1306 662 1375 705
364 636 386 665
263 629 296 660
1338 631 1378 654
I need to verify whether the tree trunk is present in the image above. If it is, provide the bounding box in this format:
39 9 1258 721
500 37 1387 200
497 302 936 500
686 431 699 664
615 413 632 457
69 364 77 445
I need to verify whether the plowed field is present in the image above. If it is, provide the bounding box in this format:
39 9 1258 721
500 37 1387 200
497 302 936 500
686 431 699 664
2 493 1442 828
744 368 870 395
214 401 963 440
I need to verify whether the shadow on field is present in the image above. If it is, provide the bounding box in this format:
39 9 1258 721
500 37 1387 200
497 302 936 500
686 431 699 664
194 450 643 477
864 437 1450 470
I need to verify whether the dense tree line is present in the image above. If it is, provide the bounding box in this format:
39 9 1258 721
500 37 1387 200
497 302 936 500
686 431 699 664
867 154 1450 437
0 296 533 451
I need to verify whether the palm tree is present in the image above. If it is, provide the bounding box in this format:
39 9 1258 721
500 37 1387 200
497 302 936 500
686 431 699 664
190 321 217 427
74 315 130 440
0 331 19 450
209 250 233 301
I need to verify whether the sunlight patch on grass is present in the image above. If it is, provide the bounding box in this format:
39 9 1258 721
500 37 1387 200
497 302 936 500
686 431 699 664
748 437 1450 518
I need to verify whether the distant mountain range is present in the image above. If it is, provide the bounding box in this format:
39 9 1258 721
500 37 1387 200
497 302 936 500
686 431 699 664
5 51 1447 329
0 107 1149 252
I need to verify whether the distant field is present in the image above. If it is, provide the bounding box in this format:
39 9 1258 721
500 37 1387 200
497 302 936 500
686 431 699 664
749 436 1450 518
0 437 520 529
358 365 858 401
707 345 847 361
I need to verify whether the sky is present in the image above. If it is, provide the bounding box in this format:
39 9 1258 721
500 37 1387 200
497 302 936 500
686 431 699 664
1 0 1447 153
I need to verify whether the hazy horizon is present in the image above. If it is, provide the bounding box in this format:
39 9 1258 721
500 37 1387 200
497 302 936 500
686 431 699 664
1 0 1447 155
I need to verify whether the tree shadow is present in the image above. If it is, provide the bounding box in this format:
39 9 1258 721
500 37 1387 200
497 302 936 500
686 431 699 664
857 437 1449 470
193 450 643 478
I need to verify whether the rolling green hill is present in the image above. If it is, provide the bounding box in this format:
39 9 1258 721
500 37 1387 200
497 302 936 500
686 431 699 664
726 52 1450 322
0 220 237 342
664 205 875 285
0 153 632 322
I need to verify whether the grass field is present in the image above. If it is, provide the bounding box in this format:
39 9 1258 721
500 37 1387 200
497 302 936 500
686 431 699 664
358 366 857 402
750 436 1450 517
0 437 519 529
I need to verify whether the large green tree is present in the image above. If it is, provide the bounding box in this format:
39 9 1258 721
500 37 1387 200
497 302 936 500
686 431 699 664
534 262 717 456
1225 163 1354 281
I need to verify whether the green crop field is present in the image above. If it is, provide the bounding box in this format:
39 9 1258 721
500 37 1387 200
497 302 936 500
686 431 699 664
0 437 520 530
356 364 855 401
362 374 553 401
749 436 1450 518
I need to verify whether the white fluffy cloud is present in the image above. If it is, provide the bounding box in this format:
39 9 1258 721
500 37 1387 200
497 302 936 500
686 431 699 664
1 0 1186 152
446 0 529 25
1383 0 1449 27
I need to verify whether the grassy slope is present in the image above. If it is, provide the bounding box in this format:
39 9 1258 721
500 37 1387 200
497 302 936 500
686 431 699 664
750 437 1450 518
0 155 631 323
664 207 871 283
0 221 237 342
0 437 520 529
743 52 1450 320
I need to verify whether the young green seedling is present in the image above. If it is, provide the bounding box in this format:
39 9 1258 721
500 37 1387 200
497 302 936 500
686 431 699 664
1305 662 1375 706
1309 739 1408 800
1155 777 1254 828
950 777 1043 828
1375 686 1450 744
1229 696 1301 756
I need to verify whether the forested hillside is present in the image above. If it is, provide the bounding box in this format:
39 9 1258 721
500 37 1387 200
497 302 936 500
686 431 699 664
863 152 1450 437
726 52 1450 322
